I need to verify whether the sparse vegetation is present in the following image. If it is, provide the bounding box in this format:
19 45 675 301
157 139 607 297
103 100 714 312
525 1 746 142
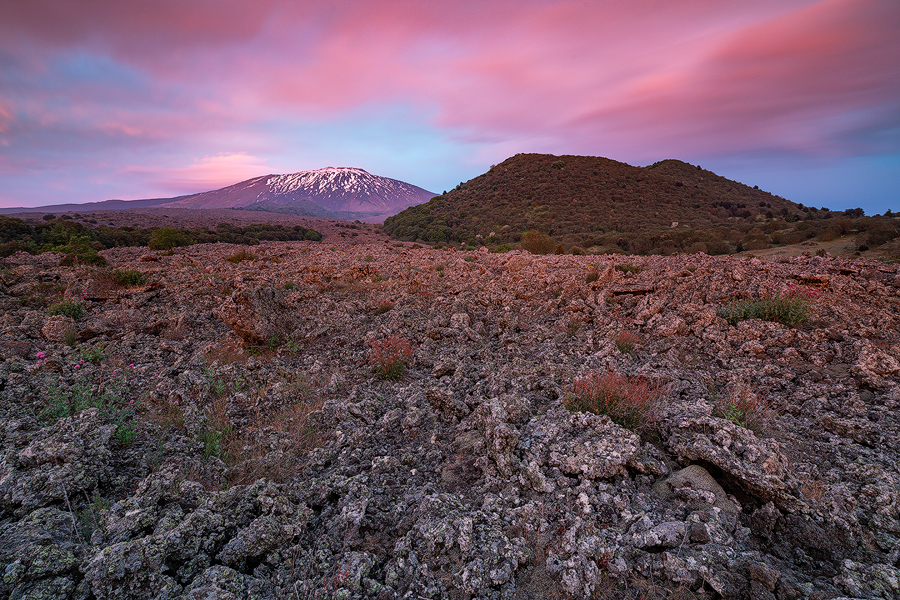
565 368 664 430
200 398 233 461
224 246 259 263
37 366 140 445
615 263 643 274
713 382 777 436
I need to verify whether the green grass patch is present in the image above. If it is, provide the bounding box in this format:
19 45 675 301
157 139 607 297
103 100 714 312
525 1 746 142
718 285 817 327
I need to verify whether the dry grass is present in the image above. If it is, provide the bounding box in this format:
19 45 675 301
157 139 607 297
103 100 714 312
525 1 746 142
225 396 326 485
565 368 665 431
141 395 185 430
373 299 394 315
203 342 248 366
224 246 259 263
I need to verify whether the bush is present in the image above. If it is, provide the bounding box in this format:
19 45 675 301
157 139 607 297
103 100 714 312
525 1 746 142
367 335 414 380
373 300 394 315
53 234 107 266
47 290 86 319
717 284 817 328
615 330 640 354
565 368 664 430
521 230 557 255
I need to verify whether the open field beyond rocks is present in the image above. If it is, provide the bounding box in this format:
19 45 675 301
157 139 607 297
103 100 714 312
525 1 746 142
1 241 899 599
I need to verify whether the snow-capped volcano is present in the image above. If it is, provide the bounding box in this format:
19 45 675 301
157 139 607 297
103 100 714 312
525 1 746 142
161 167 436 215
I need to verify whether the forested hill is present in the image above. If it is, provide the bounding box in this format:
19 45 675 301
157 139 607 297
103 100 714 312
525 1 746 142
384 153 807 246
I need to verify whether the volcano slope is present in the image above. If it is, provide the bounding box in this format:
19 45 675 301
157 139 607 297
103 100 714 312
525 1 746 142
0 241 898 600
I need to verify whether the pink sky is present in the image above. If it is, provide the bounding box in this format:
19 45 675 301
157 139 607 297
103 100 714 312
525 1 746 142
1 0 898 213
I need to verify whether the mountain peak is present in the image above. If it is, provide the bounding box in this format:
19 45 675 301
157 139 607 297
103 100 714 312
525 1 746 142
161 167 435 215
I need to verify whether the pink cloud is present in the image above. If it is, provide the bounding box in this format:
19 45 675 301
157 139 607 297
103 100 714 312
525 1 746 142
127 152 272 193
563 0 900 158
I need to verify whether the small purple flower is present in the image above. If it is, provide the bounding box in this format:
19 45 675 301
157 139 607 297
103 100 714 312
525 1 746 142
35 351 46 359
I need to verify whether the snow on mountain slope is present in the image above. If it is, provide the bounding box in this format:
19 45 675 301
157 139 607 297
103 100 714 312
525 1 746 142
161 167 436 215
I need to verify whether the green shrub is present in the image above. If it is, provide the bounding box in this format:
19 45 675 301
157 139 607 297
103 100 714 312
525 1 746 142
78 343 107 364
586 270 600 283
565 368 664 430
717 285 817 327
110 268 145 286
53 234 107 266
149 227 187 251
47 290 86 319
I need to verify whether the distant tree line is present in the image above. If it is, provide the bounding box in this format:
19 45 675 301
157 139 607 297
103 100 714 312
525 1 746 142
386 207 900 257
0 216 322 263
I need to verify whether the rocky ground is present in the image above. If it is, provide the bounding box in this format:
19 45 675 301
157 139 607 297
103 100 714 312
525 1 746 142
0 240 898 600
